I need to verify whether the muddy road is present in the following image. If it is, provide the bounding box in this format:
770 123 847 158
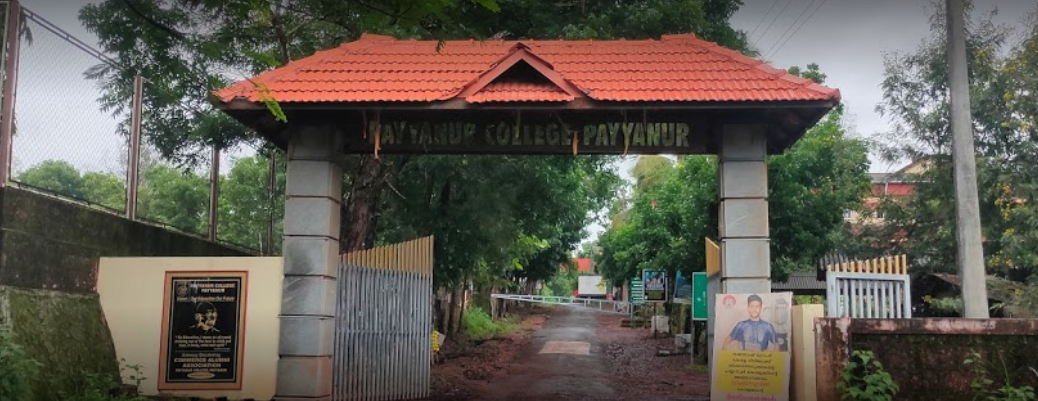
430 306 710 401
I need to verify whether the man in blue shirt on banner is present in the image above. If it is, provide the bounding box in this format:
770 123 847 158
722 294 778 352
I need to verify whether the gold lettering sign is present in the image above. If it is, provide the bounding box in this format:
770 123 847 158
344 120 699 155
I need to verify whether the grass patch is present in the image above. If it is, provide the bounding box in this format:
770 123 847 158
684 364 709 373
462 307 523 341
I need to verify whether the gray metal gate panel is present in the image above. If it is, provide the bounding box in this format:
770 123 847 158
333 237 433 401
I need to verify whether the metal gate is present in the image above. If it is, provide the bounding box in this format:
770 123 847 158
824 255 912 318
333 236 434 401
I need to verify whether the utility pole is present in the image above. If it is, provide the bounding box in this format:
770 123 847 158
945 0 989 318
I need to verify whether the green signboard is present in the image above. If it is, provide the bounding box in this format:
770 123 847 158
630 277 644 305
692 272 707 320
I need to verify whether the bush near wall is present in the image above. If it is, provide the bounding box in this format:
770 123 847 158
0 286 120 401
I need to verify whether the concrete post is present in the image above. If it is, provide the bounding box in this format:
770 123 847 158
708 124 771 374
275 126 343 401
945 0 989 318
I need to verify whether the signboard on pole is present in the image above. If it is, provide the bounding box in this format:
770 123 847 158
673 271 691 304
692 272 707 320
159 271 248 391
642 269 667 302
629 277 644 305
710 292 792 401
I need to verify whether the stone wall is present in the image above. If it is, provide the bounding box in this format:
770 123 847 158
815 318 1038 401
0 187 256 401
0 286 120 401
0 187 251 292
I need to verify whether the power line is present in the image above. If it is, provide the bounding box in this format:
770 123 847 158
764 0 821 58
751 0 794 49
748 0 781 40
766 0 830 60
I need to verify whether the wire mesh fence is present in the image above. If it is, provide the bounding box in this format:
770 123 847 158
0 2 280 255
9 5 129 213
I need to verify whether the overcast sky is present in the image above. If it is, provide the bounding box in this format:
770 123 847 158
16 0 1038 244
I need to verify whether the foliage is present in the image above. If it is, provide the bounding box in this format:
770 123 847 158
921 295 964 316
837 350 899 401
0 329 41 401
543 265 580 296
861 2 1038 283
378 155 620 291
15 156 285 252
460 306 520 341
965 350 1037 401
15 160 126 210
217 153 286 253
597 67 870 286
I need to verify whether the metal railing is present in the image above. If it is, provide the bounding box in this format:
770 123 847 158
490 293 635 314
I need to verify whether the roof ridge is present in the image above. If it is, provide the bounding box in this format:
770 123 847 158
456 44 585 101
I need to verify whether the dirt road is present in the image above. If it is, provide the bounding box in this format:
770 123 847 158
432 306 710 401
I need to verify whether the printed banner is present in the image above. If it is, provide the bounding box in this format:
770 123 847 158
711 292 792 401
158 271 248 390
641 269 668 302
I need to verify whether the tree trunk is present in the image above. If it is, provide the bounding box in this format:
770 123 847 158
448 283 463 335
490 283 500 319
340 155 409 252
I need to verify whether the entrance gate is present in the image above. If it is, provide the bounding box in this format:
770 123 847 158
333 237 434 401
214 32 841 400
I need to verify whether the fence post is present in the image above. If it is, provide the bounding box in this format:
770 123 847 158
126 74 143 218
208 145 220 241
0 0 22 187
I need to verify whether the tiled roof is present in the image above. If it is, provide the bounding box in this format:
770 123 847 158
215 33 840 104
466 81 574 103
773 272 825 291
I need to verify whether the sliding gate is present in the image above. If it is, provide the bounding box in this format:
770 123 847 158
333 236 434 401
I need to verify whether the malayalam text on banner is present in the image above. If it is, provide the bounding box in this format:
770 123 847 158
710 292 792 401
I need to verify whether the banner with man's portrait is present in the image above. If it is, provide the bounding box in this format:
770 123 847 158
711 292 792 401
641 269 668 302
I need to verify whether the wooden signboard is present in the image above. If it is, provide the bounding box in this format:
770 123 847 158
158 271 248 391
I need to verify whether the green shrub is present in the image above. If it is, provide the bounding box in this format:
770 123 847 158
0 328 41 401
837 350 899 401
965 350 1037 401
462 307 500 340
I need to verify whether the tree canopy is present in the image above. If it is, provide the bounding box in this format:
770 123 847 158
596 64 871 287
856 2 1038 284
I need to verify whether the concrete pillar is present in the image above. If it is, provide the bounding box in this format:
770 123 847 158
717 124 771 293
708 123 771 375
276 126 342 401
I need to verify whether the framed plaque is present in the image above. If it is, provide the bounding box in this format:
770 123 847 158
158 271 248 390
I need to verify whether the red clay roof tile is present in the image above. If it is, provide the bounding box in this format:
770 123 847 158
216 32 840 104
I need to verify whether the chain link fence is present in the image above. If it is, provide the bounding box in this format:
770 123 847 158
1 2 281 254
9 4 128 213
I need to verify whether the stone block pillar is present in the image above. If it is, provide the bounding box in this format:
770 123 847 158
717 124 771 293
275 126 342 401
708 123 771 375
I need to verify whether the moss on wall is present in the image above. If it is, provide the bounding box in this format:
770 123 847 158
0 187 252 292
0 286 120 401
852 333 1038 401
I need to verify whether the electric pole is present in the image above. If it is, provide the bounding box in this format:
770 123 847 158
945 0 989 318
